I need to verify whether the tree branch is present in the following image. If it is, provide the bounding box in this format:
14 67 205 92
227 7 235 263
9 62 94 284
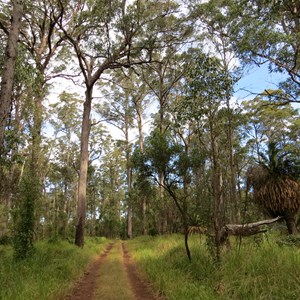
219 216 283 244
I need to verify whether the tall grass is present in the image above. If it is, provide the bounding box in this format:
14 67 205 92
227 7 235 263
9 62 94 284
127 234 300 300
0 237 108 300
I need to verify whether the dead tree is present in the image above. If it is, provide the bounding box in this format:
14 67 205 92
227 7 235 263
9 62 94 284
219 216 283 245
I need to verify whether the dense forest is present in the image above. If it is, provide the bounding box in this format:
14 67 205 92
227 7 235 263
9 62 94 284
0 0 300 263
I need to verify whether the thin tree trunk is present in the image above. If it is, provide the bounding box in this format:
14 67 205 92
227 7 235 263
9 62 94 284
125 95 133 239
75 87 92 247
183 174 191 261
0 0 24 155
226 95 239 223
210 128 224 261
162 183 191 261
137 107 147 235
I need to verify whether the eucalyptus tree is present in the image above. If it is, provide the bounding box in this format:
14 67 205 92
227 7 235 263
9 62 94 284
46 92 83 237
0 0 69 258
56 0 185 246
96 73 135 238
19 1 68 177
191 1 242 222
142 128 192 258
97 138 127 238
126 71 150 235
181 52 237 260
0 0 24 156
204 0 300 102
0 40 38 242
97 70 151 238
0 1 24 236
141 49 189 233
241 94 300 162
10 1 72 257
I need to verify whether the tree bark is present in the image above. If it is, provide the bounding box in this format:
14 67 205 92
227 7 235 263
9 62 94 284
219 216 283 244
210 129 224 261
0 0 24 156
75 87 92 247
283 210 298 235
136 105 147 235
125 93 133 239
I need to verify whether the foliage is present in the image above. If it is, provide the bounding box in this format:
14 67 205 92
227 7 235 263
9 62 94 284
241 94 300 161
221 0 299 101
247 142 300 234
247 142 300 213
144 129 182 180
12 167 39 260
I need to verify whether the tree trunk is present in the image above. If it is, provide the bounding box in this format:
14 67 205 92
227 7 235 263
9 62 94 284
283 210 298 235
137 107 147 235
183 174 191 261
210 131 224 261
219 216 283 244
0 0 24 155
125 94 133 239
75 87 92 247
226 94 239 223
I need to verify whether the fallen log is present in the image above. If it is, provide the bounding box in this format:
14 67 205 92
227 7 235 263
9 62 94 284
219 216 283 244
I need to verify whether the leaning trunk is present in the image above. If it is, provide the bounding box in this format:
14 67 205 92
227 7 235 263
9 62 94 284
75 87 92 247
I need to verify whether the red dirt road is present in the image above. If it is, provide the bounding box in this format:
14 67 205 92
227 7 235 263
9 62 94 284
64 241 164 300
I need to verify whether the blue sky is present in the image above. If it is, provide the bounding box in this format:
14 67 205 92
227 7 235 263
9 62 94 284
234 64 287 101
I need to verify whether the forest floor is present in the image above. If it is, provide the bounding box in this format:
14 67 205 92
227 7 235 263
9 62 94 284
64 240 164 300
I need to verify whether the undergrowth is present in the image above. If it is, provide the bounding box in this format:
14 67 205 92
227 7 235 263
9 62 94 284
127 233 300 300
0 236 108 300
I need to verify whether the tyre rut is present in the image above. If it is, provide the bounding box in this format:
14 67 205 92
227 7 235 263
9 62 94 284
64 242 114 300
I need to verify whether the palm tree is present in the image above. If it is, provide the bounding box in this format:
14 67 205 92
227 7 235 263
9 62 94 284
247 142 300 235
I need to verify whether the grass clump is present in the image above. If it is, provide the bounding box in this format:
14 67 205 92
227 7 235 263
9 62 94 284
127 234 216 300
0 236 108 300
127 233 300 300
220 237 300 300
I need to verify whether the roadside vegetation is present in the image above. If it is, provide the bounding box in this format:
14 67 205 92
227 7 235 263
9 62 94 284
127 233 300 300
1 233 300 300
0 237 108 300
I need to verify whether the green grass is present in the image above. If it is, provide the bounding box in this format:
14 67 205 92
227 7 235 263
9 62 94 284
0 236 109 300
94 241 135 300
127 234 300 300
2 233 300 300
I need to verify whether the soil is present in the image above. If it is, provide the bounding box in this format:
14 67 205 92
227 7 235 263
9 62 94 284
122 242 164 300
64 241 164 300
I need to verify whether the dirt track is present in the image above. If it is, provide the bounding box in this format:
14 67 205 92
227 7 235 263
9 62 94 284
64 241 164 300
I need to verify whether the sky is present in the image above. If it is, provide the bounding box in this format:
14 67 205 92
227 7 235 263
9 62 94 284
234 64 288 102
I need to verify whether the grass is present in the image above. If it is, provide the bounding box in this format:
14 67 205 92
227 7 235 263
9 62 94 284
127 233 300 300
93 241 135 300
1 233 300 300
0 236 109 300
